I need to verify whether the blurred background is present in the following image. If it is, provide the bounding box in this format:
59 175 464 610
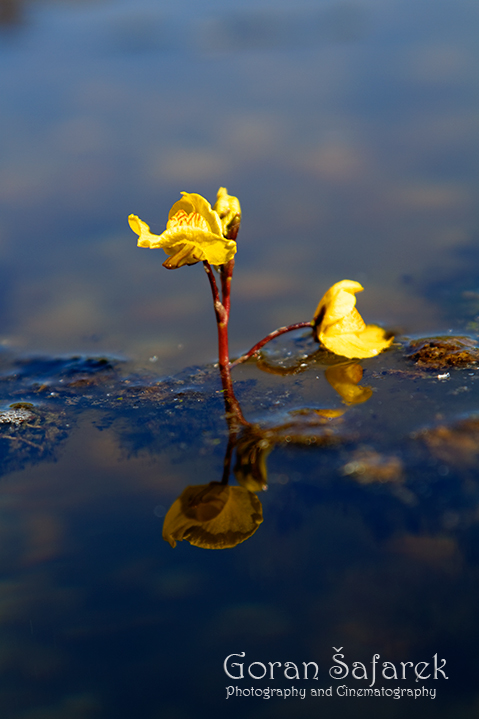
1 2 479 719
1 0 478 373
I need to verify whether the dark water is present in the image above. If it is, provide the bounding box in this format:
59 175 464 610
1 1 479 717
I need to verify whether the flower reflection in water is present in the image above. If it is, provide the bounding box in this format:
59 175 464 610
233 426 272 493
162 359 374 548
325 362 373 405
162 482 263 549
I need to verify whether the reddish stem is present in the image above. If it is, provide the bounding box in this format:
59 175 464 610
220 259 234 321
230 321 313 368
203 261 248 429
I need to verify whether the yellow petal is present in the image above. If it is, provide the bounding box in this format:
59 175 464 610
166 209 210 232
159 226 236 264
326 306 366 335
320 324 393 359
169 192 224 237
314 280 364 329
128 214 163 248
313 279 393 359
129 214 236 265
162 243 203 269
162 483 263 549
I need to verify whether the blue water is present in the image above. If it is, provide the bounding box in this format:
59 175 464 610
1 1 479 717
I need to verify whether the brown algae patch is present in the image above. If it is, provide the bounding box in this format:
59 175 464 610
404 336 479 369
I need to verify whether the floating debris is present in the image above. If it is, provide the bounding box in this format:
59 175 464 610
0 404 35 426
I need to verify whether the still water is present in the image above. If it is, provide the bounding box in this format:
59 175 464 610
1 0 479 717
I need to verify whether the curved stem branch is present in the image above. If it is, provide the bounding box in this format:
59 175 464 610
230 321 313 368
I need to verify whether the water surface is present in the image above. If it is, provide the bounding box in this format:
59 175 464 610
1 0 479 717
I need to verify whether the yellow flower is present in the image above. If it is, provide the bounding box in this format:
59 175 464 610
129 190 238 269
163 482 263 549
312 280 393 359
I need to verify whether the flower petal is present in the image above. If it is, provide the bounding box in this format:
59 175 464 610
159 226 236 265
169 192 224 237
128 214 164 248
314 280 364 329
320 323 393 359
326 307 366 335
314 279 393 358
162 244 203 269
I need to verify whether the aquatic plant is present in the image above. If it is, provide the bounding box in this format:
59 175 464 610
129 188 393 547
130 187 392 373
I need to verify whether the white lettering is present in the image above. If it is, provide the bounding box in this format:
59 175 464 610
303 661 319 680
433 654 448 679
382 662 398 680
248 662 267 680
224 653 245 679
284 662 300 680
330 647 349 679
